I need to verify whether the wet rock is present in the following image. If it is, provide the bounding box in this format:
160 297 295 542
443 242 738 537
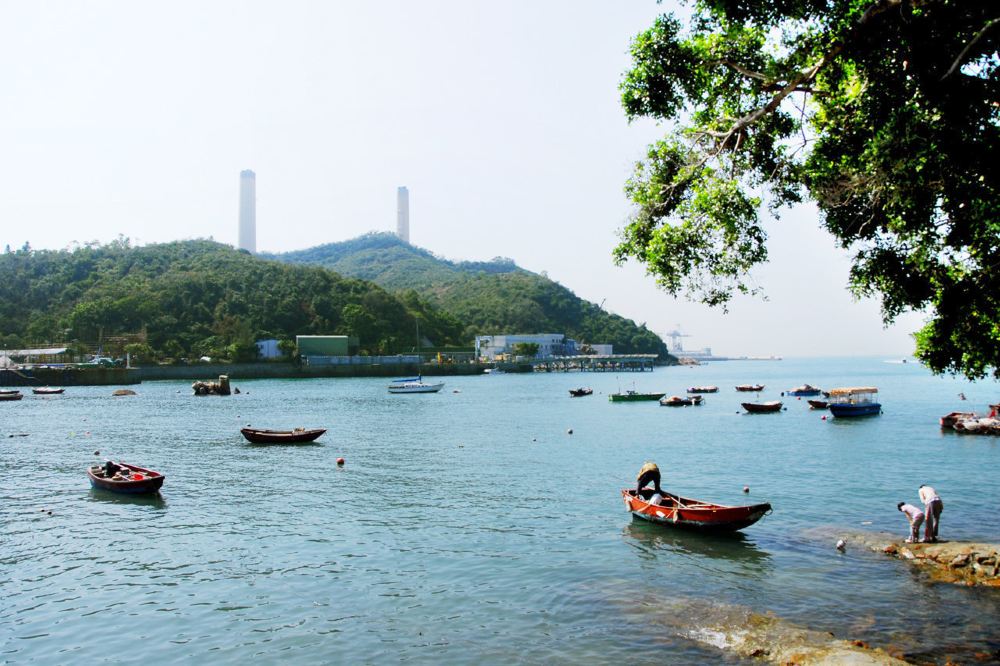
951 553 971 568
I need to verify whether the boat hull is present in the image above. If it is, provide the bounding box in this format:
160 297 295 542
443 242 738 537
622 490 770 533
241 428 326 443
88 462 165 494
388 383 445 393
609 393 665 402
807 399 829 409
829 403 881 417
569 388 593 397
32 387 64 395
735 385 764 392
742 401 782 414
787 389 821 396
0 392 23 401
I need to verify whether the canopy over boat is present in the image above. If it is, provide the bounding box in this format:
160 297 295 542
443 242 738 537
827 386 878 396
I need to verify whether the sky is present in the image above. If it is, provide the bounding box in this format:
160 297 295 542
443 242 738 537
0 1 926 357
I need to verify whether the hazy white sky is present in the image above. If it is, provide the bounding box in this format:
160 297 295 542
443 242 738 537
0 1 924 357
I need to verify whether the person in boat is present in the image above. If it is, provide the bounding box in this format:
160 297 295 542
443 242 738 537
102 460 122 478
896 501 925 543
918 484 943 542
636 461 663 498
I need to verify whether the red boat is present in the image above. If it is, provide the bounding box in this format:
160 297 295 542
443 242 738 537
88 462 165 494
622 489 771 533
240 427 326 444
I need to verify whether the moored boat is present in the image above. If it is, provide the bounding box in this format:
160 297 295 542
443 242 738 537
388 376 445 393
32 386 64 395
240 427 327 444
609 390 666 402
940 411 977 429
828 387 881 417
786 384 822 396
807 399 829 409
687 385 718 393
0 390 23 401
88 461 165 494
622 489 771 533
660 395 703 407
569 387 593 397
742 401 783 414
735 384 764 392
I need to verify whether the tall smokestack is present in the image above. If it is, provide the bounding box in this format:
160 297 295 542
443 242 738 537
239 170 256 253
397 186 409 243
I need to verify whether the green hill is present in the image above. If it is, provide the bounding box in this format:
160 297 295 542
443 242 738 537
268 233 671 358
0 239 464 360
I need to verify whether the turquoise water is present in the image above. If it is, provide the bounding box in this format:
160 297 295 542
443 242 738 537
2 357 999 664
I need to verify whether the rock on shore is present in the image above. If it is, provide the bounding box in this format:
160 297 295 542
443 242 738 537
829 530 1000 587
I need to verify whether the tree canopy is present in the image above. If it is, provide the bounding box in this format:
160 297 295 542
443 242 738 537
616 0 999 378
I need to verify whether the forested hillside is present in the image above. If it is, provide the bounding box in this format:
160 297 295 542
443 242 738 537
270 233 670 357
0 239 464 360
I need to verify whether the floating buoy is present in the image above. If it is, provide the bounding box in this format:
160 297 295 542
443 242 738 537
94 450 100 456
47 511 52 516
836 539 846 552
743 486 750 494
821 415 827 421
336 457 345 466
567 428 573 435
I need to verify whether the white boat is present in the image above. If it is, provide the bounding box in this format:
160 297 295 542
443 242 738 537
388 376 445 394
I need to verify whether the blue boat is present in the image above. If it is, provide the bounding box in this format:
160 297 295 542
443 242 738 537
786 384 822 396
828 387 881 417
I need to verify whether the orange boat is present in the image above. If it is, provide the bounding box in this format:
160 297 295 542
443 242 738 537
622 489 771 533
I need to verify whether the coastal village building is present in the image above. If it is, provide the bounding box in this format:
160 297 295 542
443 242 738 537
475 334 577 361
296 335 359 358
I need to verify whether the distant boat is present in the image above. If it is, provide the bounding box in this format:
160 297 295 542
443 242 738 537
0 390 23 401
940 411 977 429
88 461 165 494
32 387 64 395
609 390 666 402
388 376 445 394
569 387 593 397
828 387 881 417
742 401 783 414
786 384 822 396
686 385 718 393
807 399 829 410
660 395 703 407
241 427 327 444
622 489 771 533
735 384 764 392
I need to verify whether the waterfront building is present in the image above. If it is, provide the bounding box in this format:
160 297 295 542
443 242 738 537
397 186 409 243
239 170 256 253
296 335 360 357
475 334 577 361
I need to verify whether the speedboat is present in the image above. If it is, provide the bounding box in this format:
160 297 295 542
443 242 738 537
786 384 822 396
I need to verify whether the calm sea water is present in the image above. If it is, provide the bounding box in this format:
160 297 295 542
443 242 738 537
2 357 999 664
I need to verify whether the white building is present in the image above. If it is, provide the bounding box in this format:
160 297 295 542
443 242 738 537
239 170 256 253
590 344 613 356
397 186 409 243
475 334 577 360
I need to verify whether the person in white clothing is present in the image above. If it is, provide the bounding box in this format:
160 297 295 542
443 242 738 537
897 502 925 543
918 484 943 542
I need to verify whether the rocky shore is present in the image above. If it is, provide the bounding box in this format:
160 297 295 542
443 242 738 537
836 531 1000 587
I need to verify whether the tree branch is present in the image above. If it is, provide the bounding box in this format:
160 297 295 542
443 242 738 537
940 17 1000 81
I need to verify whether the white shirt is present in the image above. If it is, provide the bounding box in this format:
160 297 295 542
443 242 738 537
918 486 940 504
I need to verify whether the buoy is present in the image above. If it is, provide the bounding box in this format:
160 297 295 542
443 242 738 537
48 511 52 516
94 450 100 456
567 428 573 435
743 486 750 493
336 457 345 466
836 539 846 552
821 415 827 421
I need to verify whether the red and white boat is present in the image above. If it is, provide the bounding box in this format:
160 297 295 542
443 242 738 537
622 489 771 533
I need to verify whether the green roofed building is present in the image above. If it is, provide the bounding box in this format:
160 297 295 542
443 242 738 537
296 335 359 357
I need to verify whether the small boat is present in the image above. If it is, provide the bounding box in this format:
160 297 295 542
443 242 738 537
827 387 881 417
742 401 783 414
687 386 718 393
32 387 64 395
88 461 165 494
609 390 666 402
388 376 445 394
240 427 327 444
0 390 23 401
940 411 977 429
735 384 764 392
622 489 771 533
786 384 822 396
807 399 829 410
569 387 593 397
660 395 703 407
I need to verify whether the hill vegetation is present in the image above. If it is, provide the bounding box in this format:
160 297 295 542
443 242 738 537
269 233 670 357
0 239 464 361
